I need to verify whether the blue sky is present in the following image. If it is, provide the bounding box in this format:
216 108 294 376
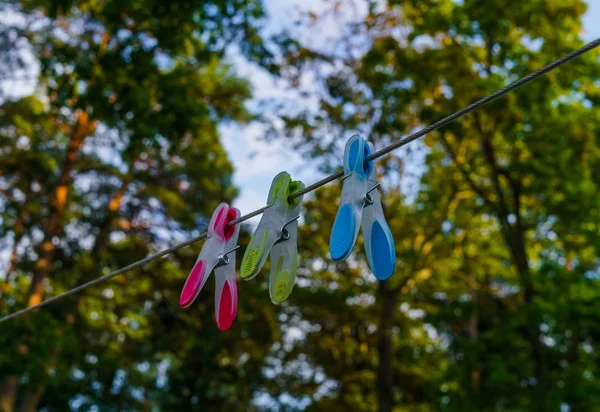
1 0 599 229
3 0 599 221
224 0 600 221
584 0 600 39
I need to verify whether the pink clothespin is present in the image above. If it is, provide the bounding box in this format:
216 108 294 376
180 203 241 331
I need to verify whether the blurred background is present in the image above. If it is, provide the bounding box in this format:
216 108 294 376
1 0 600 410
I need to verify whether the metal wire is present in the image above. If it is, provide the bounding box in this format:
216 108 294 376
366 37 600 161
0 232 209 323
1 37 598 324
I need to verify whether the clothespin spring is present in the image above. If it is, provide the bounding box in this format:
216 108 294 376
364 183 381 206
276 215 300 244
217 245 240 267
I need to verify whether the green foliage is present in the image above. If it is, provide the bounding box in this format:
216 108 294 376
2 0 600 411
268 0 600 411
0 0 282 410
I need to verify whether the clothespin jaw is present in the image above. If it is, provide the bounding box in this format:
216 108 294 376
269 195 304 304
179 203 241 331
330 135 373 262
329 135 396 280
240 172 304 302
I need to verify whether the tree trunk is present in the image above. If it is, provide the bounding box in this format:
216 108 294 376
504 230 547 412
467 274 480 393
90 178 130 260
28 111 95 306
1 209 24 300
17 386 44 412
6 112 95 412
377 279 397 412
478 123 547 412
0 376 19 412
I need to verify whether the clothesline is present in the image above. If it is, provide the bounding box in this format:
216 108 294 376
1 37 599 324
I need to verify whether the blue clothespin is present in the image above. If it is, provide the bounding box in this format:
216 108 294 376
329 134 396 280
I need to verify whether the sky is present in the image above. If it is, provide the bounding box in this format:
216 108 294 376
223 0 600 222
1 0 600 234
221 0 365 219
3 0 599 222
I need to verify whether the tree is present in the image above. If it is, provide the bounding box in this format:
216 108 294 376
271 0 600 410
0 0 284 410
